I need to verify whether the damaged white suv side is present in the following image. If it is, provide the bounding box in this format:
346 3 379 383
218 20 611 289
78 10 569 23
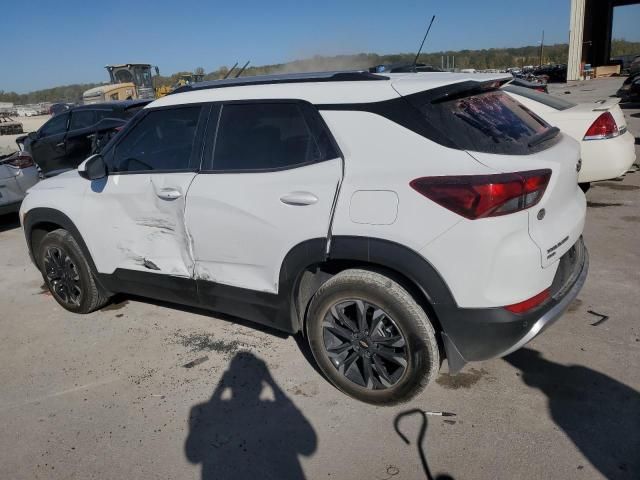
21 71 588 404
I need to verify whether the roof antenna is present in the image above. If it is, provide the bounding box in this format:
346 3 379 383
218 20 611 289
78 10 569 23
235 60 251 78
412 15 436 72
223 62 238 79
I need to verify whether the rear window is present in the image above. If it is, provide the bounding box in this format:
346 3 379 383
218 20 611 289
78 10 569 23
502 84 576 111
411 89 557 155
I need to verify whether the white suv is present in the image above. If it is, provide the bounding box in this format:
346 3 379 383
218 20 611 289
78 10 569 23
20 71 589 404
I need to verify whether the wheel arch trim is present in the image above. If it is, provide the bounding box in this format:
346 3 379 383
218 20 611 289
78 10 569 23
23 207 108 292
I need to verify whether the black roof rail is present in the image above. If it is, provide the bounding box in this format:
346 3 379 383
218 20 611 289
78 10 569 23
170 70 389 94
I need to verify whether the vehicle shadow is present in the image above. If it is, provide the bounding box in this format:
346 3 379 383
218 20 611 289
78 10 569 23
184 351 317 480
394 409 454 480
108 293 289 339
504 348 640 478
0 212 20 233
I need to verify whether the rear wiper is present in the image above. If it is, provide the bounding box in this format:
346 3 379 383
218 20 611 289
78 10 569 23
528 127 560 148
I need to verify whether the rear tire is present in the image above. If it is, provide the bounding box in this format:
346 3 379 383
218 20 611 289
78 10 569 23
38 229 110 313
305 269 439 405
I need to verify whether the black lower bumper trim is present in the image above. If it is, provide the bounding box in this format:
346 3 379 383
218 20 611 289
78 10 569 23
440 237 588 366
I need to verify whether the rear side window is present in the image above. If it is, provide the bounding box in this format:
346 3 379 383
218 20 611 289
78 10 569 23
213 103 335 171
502 85 576 111
69 110 97 130
39 113 69 137
111 106 201 173
411 89 556 155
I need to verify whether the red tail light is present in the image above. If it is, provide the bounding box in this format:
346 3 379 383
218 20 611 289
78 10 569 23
504 288 550 313
583 112 618 140
410 170 551 220
7 152 34 169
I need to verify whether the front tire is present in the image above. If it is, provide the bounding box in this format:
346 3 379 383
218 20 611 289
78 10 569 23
305 269 439 405
38 229 110 313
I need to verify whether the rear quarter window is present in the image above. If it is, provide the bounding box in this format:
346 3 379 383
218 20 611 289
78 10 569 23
410 89 558 155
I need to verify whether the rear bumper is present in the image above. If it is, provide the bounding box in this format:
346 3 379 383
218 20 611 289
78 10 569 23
579 131 637 183
440 237 588 370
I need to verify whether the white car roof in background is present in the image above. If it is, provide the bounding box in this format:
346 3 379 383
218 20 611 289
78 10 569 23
149 72 512 107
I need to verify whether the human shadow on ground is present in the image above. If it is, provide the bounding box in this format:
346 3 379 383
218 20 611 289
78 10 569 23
394 409 454 480
185 351 317 480
505 348 640 479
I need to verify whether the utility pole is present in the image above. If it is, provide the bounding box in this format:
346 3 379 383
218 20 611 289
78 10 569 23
539 30 545 67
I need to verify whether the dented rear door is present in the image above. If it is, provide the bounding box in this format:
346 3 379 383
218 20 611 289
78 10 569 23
80 105 208 277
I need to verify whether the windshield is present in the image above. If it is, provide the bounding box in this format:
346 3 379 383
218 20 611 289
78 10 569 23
134 67 153 88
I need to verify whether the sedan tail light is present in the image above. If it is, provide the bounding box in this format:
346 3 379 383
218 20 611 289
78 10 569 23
410 170 551 220
7 152 34 169
583 112 619 140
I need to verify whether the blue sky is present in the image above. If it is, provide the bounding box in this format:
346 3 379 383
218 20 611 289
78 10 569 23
1 0 639 93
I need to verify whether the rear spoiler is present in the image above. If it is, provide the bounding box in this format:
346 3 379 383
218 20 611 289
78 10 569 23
428 78 513 104
592 98 621 111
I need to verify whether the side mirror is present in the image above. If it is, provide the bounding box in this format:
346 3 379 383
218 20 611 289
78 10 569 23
78 154 107 180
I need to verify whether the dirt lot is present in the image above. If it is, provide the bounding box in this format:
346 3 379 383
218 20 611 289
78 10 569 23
0 79 638 480
0 115 50 156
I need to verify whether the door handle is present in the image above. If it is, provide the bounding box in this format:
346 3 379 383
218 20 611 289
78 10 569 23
157 187 183 200
55 141 65 148
279 191 318 206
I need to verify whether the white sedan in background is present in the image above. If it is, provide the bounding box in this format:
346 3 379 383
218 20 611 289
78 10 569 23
504 84 636 190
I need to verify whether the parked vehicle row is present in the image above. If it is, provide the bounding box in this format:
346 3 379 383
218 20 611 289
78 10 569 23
21 71 589 404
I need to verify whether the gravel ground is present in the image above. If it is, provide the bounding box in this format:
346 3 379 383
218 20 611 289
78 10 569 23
0 115 49 156
0 78 638 480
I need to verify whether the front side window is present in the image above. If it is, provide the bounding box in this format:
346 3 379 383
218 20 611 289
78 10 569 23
39 113 69 137
69 110 97 130
111 106 201 173
213 103 324 171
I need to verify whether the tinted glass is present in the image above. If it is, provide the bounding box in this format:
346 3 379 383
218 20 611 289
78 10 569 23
413 90 555 155
40 113 69 137
213 103 323 171
69 110 97 130
112 106 201 172
502 85 576 111
122 105 146 119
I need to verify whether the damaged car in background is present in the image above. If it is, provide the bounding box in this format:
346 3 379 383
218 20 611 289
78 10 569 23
19 100 150 177
0 150 39 215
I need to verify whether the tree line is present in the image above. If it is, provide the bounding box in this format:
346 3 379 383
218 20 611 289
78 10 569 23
2 39 638 105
